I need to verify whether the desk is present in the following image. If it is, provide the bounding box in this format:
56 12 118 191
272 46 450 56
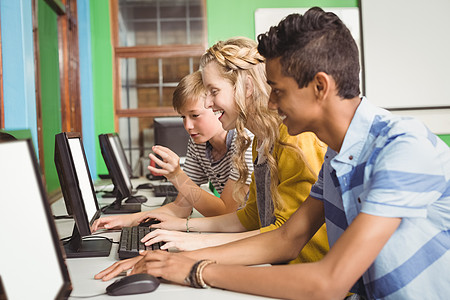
52 178 273 300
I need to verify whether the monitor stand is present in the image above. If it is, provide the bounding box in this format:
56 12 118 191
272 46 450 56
102 186 138 198
64 226 111 258
101 195 141 214
125 195 147 204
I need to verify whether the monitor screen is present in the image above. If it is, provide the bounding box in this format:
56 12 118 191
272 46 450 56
154 117 189 157
0 139 72 299
112 133 134 179
99 134 143 213
55 132 111 258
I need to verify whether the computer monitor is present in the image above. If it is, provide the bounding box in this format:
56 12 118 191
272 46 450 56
0 139 72 299
112 132 135 179
149 117 189 179
154 117 189 157
99 133 145 213
54 132 112 258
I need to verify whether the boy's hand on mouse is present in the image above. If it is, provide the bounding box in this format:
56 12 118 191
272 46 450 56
141 229 207 251
130 251 196 286
94 256 143 281
148 146 183 180
91 214 138 232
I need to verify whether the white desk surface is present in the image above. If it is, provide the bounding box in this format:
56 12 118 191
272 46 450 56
52 177 274 300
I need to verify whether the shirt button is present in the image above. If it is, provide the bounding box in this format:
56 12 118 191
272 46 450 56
349 155 354 160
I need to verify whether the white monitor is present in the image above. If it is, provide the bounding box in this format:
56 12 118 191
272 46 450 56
0 139 72 299
68 137 98 221
54 132 111 258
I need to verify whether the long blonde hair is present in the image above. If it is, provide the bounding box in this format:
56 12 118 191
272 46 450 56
200 37 299 209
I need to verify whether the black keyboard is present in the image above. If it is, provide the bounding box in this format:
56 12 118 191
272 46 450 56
153 184 178 197
118 226 163 259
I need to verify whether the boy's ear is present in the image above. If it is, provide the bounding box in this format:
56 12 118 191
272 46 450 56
245 76 254 98
314 72 330 99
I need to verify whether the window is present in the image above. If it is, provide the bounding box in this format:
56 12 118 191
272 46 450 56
110 0 207 174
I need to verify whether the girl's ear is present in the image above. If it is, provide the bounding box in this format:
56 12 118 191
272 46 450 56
245 75 254 98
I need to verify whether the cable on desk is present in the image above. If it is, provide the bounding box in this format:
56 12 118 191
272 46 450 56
53 215 73 219
69 292 107 298
99 199 159 212
141 202 161 208
60 235 116 245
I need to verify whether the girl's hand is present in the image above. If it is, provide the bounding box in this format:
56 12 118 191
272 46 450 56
141 229 208 251
137 212 186 231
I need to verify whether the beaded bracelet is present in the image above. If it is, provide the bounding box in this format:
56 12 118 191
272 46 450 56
186 215 191 233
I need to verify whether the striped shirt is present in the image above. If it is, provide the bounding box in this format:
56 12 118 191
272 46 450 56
310 98 450 299
183 129 254 195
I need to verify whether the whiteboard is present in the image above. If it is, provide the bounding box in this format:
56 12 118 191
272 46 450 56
255 7 360 47
361 0 450 109
255 7 362 100
255 6 450 134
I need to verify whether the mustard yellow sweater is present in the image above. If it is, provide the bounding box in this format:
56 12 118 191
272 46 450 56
236 125 329 263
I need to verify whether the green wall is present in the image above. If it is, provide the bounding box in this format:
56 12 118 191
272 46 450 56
38 0 62 193
90 0 115 176
439 134 450 146
87 0 448 181
205 0 358 45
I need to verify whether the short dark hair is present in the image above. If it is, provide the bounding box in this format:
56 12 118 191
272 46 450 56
257 7 360 99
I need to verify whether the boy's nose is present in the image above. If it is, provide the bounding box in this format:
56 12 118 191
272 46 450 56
184 119 193 130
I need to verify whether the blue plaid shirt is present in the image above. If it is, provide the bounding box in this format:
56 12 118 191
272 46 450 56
310 98 450 299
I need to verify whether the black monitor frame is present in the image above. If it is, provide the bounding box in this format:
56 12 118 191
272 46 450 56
0 139 72 299
99 133 143 213
54 132 112 258
112 132 136 179
100 133 135 197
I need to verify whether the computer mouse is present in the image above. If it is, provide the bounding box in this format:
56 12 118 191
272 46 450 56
125 195 148 203
136 183 153 190
106 273 160 296
139 218 160 227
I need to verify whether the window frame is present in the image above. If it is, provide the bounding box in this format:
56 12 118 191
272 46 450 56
109 0 208 129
